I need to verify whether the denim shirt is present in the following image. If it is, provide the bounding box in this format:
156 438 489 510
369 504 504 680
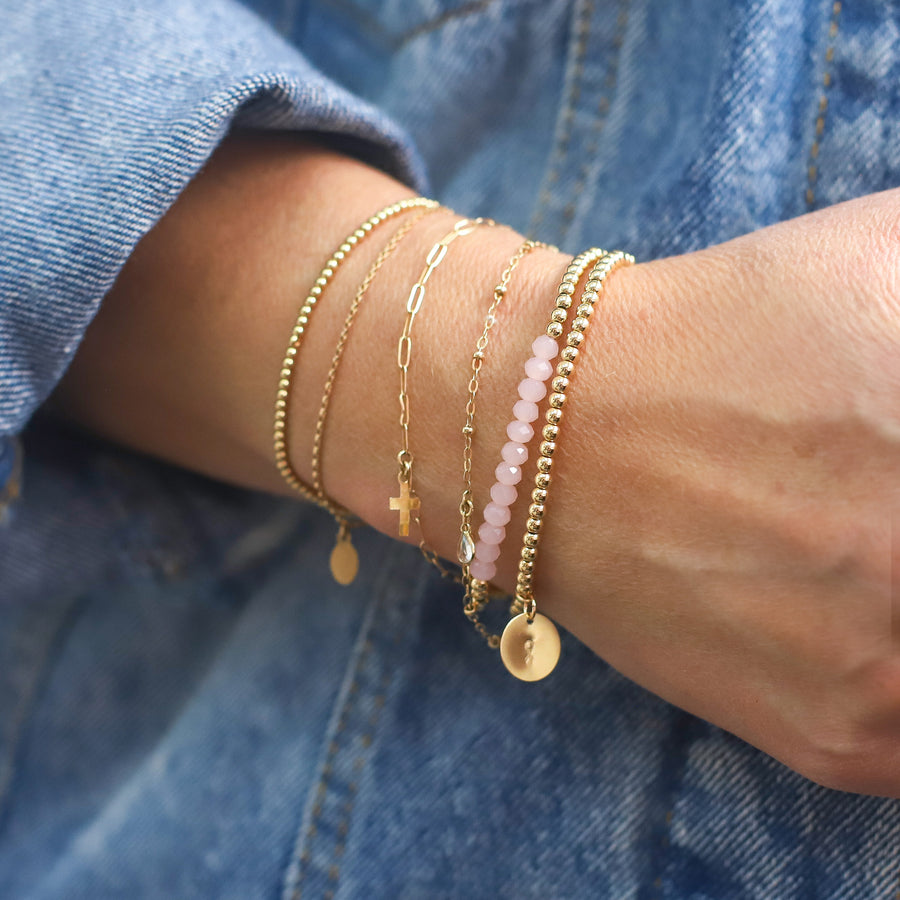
1 1 899 897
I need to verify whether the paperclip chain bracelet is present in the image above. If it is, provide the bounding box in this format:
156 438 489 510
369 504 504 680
500 249 634 682
310 205 440 584
273 196 439 579
390 217 495 542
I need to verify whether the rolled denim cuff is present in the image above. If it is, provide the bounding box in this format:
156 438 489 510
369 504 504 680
0 0 426 450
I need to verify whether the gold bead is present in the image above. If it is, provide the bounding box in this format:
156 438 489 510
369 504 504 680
524 531 539 549
551 307 568 324
546 408 562 426
539 440 556 457
276 389 288 400
532 487 548 504
556 294 573 310
557 360 573 378
581 290 599 304
526 517 542 534
333 250 345 261
547 322 564 339
551 376 569 393
340 243 352 254
536 472 551 489
585 279 601 293
549 392 566 409
561 275 578 288
561 346 578 363
522 546 536 561
572 316 590 332
275 398 286 410
567 331 584 348
528 502 544 519
537 456 553 474
519 560 534 575
576 304 594 318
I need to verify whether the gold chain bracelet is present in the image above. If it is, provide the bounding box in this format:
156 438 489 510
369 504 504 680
502 249 634 681
273 196 439 582
390 217 495 543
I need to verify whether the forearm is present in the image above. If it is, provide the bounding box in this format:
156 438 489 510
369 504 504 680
50 131 579 598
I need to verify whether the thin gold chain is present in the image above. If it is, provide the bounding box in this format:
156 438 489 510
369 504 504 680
459 239 546 554
389 217 495 550
456 239 547 646
273 196 440 518
310 206 440 518
463 247 607 643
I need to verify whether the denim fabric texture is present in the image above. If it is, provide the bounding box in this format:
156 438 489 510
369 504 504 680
2 0 900 898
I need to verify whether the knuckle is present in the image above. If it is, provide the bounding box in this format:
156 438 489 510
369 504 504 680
791 660 900 795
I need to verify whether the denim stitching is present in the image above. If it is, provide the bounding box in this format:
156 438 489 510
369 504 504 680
562 1 630 229
0 595 86 836
527 0 595 239
398 0 504 46
313 0 508 52
282 545 424 900
805 1 842 210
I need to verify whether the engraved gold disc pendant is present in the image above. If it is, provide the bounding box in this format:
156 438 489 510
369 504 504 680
329 533 359 585
500 613 560 681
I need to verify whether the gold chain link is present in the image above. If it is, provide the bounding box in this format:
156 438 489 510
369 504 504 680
389 218 495 550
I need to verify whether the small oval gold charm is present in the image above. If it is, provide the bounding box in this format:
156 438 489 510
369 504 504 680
500 613 560 681
329 535 359 585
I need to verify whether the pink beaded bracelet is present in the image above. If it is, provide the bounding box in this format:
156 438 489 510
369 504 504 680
467 248 606 585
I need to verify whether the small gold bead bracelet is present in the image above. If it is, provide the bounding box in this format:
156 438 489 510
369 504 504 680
273 197 440 584
502 249 635 681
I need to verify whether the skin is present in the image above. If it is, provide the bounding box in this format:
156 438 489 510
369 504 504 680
52 132 900 797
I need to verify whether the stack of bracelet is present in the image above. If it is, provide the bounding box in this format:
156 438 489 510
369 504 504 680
274 197 633 681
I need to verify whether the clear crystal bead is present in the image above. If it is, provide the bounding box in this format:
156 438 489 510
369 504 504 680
457 530 476 564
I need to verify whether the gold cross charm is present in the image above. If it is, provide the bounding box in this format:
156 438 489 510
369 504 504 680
389 480 420 536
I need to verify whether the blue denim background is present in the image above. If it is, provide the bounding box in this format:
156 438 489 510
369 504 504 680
2 1 900 897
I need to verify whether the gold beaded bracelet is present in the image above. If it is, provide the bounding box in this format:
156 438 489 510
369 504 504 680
501 249 634 681
310 205 440 583
457 238 547 647
463 248 606 659
273 196 439 583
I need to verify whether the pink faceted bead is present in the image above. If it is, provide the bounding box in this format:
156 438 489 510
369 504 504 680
513 399 539 423
501 441 528 466
494 461 522 487
506 420 534 444
490 482 517 506
474 540 501 563
478 522 506 545
518 378 547 403
469 559 497 582
484 501 512 526
532 334 559 359
524 356 554 381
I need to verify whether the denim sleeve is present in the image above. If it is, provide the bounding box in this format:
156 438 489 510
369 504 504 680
0 0 425 473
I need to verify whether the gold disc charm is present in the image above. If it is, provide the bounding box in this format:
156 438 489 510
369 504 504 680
329 532 359 585
500 613 560 681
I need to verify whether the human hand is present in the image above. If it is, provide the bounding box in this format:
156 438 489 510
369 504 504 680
534 189 900 797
